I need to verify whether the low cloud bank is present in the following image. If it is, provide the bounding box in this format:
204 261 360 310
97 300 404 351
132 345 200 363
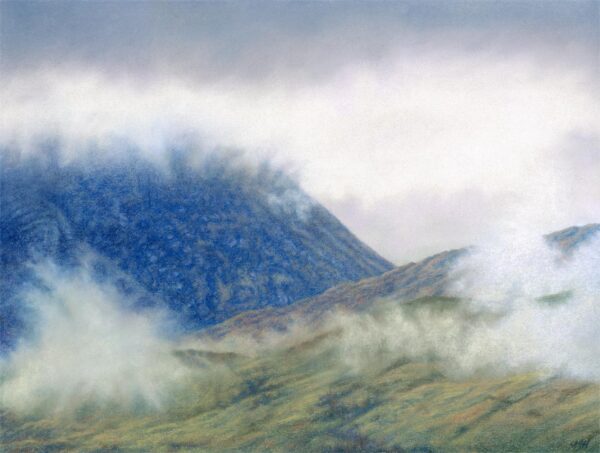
335 230 600 380
2 229 598 416
184 228 600 383
0 262 190 413
195 227 600 382
448 230 600 379
2 62 597 262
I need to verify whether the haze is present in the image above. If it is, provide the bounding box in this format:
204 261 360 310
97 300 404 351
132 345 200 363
1 1 598 263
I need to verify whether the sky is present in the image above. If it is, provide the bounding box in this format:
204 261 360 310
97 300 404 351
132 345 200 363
1 1 598 263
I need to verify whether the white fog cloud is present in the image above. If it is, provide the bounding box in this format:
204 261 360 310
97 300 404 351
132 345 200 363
0 261 190 413
336 230 600 380
2 51 597 262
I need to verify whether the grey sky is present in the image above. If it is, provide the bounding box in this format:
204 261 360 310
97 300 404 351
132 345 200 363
1 1 598 263
2 1 597 80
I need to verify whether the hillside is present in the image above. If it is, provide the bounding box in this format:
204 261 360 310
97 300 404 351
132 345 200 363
2 295 598 452
0 151 392 348
206 223 600 337
1 223 598 451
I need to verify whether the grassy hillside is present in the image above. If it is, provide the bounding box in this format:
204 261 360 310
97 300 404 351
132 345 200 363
2 297 598 452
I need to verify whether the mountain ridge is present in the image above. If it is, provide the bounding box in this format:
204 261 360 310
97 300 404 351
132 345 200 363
0 151 392 348
205 223 600 337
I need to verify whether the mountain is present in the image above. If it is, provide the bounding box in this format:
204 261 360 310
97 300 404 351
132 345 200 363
206 223 600 337
546 223 600 252
0 151 392 348
0 192 600 453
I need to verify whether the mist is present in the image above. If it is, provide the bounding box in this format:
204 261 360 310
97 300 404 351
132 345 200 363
2 39 598 262
0 1 597 418
0 261 190 413
333 230 600 381
187 228 600 383
2 228 598 416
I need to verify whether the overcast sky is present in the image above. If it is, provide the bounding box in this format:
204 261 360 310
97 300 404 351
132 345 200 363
1 1 598 263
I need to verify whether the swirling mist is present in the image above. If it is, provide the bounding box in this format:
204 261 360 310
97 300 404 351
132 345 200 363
0 262 190 413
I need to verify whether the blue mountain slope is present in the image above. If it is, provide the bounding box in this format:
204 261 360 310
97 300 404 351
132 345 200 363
0 152 392 349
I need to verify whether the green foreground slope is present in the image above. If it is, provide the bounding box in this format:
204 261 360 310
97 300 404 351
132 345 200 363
2 299 598 452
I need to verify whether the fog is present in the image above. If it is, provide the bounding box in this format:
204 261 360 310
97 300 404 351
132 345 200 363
185 228 600 382
336 230 600 380
0 1 597 416
0 261 190 413
1 0 597 262
1 228 598 415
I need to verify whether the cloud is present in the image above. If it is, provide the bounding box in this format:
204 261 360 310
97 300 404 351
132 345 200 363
1 2 597 418
2 49 597 261
3 232 598 416
333 229 600 380
326 189 516 262
186 228 600 382
1 1 597 81
0 261 190 413
556 132 600 226
0 1 597 262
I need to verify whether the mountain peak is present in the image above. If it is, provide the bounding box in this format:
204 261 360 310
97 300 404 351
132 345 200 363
0 152 392 348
